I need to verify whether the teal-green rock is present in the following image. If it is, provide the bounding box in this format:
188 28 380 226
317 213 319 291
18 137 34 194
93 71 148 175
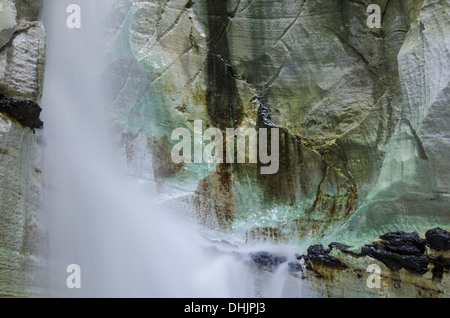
332 0 450 246
109 0 449 246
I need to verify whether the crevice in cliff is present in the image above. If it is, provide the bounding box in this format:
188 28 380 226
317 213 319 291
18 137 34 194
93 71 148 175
347 0 367 7
403 118 429 161
271 0 306 50
205 0 243 128
192 0 244 230
259 55 288 97
156 1 190 42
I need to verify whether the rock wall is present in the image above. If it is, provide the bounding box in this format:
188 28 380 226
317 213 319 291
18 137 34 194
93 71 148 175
109 0 449 244
0 0 45 297
334 0 450 245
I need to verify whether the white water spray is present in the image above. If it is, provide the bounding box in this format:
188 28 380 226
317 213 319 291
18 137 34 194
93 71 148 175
40 0 305 298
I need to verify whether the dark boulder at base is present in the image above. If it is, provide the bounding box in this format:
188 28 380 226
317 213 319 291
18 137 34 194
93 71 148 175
298 228 450 279
360 244 430 275
379 231 426 256
250 251 287 272
0 92 43 129
299 244 348 270
425 228 450 251
359 230 430 274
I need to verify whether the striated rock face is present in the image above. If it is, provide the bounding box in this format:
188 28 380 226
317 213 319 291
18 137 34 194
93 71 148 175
110 0 449 245
334 0 450 244
0 0 45 297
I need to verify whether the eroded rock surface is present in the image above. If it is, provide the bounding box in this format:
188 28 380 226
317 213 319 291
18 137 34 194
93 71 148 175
337 0 450 244
0 0 45 297
109 0 449 243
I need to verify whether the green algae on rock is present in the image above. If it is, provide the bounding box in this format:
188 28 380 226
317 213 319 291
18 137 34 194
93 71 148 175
108 0 449 250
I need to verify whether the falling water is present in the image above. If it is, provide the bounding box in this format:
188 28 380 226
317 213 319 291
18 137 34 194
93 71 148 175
40 0 305 297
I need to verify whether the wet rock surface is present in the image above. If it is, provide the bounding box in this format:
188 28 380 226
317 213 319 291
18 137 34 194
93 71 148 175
359 229 449 277
111 0 429 241
425 228 450 251
204 228 447 297
360 242 430 275
249 251 287 272
379 231 427 256
243 228 449 280
241 227 449 297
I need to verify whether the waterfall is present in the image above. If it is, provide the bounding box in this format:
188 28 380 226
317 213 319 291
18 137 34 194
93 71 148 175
39 0 304 298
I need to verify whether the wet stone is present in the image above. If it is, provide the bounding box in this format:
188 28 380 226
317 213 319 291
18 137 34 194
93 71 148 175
299 244 348 269
425 228 450 251
379 230 426 256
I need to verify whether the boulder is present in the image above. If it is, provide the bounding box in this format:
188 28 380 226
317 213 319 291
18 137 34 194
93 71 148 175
0 21 46 103
425 228 450 251
0 92 43 129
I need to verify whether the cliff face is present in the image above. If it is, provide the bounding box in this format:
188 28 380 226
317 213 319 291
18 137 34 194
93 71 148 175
109 0 449 245
0 0 445 298
0 0 45 297
336 0 450 244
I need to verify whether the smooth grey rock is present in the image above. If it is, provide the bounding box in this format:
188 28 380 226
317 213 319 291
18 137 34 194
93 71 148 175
0 20 46 103
0 0 17 49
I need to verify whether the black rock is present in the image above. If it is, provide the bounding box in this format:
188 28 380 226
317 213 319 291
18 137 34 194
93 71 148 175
430 257 450 279
361 243 430 275
379 230 426 256
255 97 276 128
358 231 431 274
0 93 43 129
328 242 351 251
298 228 449 279
327 242 360 256
307 244 328 255
250 251 287 272
300 244 348 269
425 228 450 251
